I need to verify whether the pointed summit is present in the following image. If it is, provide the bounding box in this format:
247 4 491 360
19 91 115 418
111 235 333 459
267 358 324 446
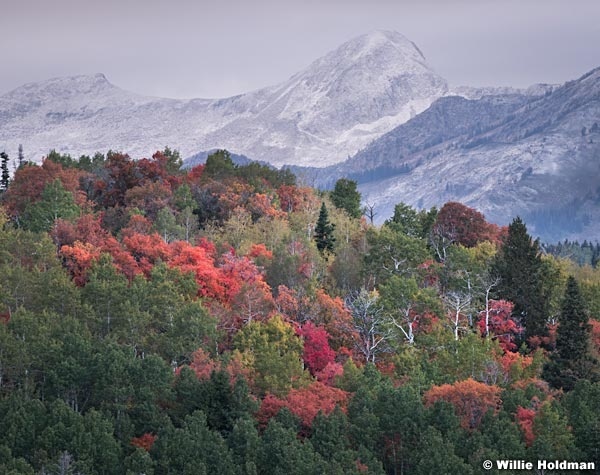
265 31 448 164
340 30 427 63
304 30 438 79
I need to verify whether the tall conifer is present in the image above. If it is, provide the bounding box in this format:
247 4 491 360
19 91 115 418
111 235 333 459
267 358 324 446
0 151 9 191
330 178 361 219
314 202 336 255
556 277 590 361
493 217 548 345
543 276 597 390
18 144 24 168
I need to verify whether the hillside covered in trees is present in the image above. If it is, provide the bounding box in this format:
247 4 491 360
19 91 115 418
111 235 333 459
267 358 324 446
0 149 599 474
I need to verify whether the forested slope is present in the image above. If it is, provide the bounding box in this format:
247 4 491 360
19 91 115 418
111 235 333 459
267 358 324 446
0 149 598 474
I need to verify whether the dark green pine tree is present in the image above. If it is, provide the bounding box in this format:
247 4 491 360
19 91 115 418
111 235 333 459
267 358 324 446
18 144 24 168
493 217 548 346
543 276 597 390
203 149 236 180
0 151 9 191
330 178 362 219
314 202 336 255
555 277 590 361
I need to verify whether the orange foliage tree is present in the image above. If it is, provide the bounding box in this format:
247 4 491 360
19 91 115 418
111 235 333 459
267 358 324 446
276 185 319 213
516 405 536 447
167 240 225 300
185 348 220 380
423 378 501 430
256 381 349 431
312 289 356 351
60 241 102 286
130 433 157 452
124 181 172 221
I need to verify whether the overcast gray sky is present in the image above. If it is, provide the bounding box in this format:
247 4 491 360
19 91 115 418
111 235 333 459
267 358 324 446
1 0 599 98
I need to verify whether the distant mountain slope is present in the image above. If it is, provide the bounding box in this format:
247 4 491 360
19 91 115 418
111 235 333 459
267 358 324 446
0 30 447 168
336 67 600 241
319 93 533 186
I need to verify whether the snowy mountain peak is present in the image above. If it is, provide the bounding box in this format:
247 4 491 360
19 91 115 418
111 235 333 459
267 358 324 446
342 30 427 62
260 30 448 165
306 29 435 78
1 31 448 168
17 73 113 96
2 73 120 111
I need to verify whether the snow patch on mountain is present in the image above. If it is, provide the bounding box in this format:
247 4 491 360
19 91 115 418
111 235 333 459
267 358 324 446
450 83 559 100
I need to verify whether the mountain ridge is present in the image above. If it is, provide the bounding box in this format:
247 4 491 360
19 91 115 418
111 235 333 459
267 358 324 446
0 30 447 168
334 66 600 241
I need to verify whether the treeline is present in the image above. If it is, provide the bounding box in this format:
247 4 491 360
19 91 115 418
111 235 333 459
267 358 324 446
545 239 600 268
0 148 599 474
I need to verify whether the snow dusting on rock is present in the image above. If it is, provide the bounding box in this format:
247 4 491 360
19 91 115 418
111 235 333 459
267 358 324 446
0 30 447 168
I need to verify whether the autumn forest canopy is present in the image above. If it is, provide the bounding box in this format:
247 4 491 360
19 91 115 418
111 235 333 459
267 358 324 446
0 148 599 474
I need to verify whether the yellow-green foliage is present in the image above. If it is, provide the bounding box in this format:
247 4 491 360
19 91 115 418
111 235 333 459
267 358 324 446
234 314 308 397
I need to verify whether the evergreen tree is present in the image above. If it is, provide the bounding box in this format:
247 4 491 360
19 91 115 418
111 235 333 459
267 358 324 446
330 178 361 219
530 402 577 462
0 151 9 191
555 277 590 361
227 418 260 472
564 380 600 462
203 149 236 180
493 217 548 346
314 202 336 255
153 410 237 475
543 276 597 390
161 146 183 174
385 203 438 240
385 202 419 237
257 419 326 475
412 427 474 475
17 144 24 169
22 179 80 232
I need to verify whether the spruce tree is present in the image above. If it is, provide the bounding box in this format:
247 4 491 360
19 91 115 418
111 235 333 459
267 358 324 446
543 276 597 390
493 217 548 345
0 151 9 191
385 202 419 236
203 149 236 180
314 202 336 255
556 277 590 361
18 144 24 168
330 178 361 219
